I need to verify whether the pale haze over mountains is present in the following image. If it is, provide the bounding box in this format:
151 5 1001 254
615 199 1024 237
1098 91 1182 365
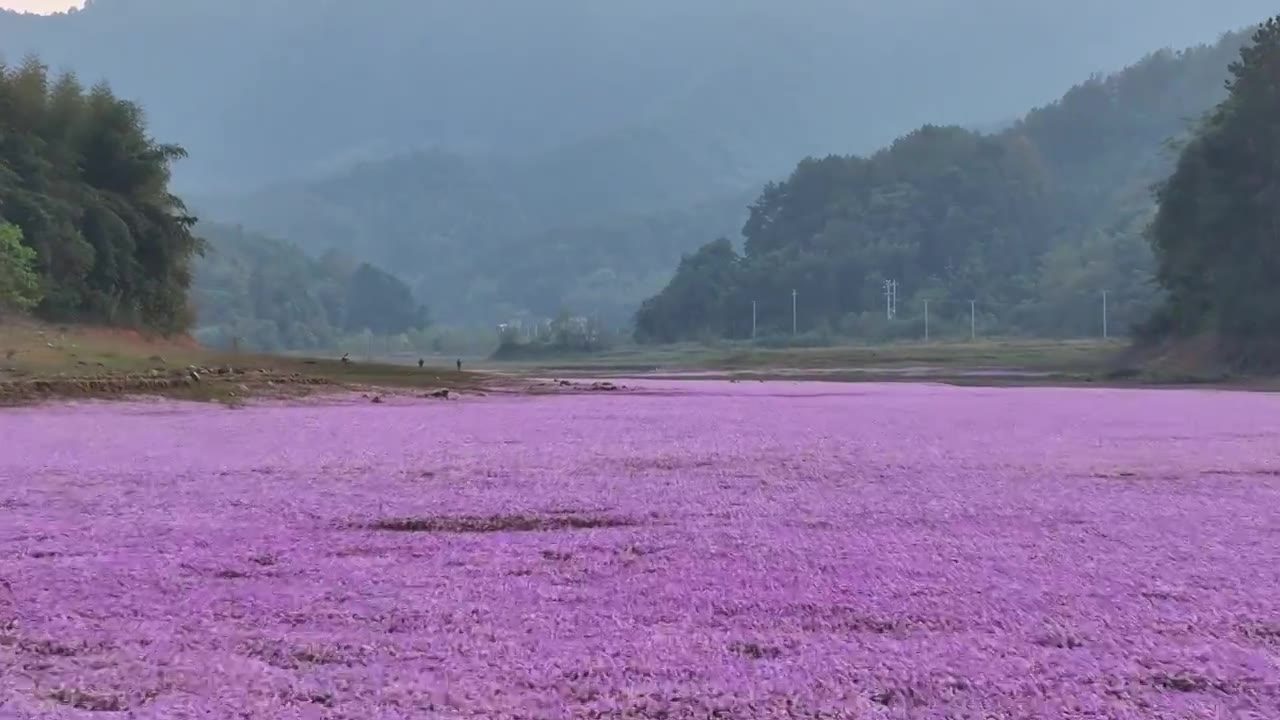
1 0 1276 332
3 1 1274 192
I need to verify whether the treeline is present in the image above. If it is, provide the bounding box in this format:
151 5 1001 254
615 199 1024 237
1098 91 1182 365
636 32 1247 344
1143 18 1280 368
192 223 428 351
0 57 198 330
0 58 431 348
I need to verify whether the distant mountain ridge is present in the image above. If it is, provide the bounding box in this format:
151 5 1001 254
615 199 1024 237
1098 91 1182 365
4 1 1275 331
196 25 1256 327
634 31 1250 341
2 0 1275 191
192 135 754 324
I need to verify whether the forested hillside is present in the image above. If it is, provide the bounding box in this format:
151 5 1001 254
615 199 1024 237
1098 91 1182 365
5 3 1274 344
0 58 198 331
192 223 427 351
636 31 1249 342
1144 19 1280 368
194 147 753 324
0 57 428 349
6 1 1269 329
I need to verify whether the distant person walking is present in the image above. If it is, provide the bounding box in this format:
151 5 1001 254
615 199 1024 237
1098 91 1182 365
418 358 425 368
456 358 462 372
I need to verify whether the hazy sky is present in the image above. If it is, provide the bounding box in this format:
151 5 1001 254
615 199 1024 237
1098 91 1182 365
1 0 83 12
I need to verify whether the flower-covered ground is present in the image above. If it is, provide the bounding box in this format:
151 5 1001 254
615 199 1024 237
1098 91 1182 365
2 382 1279 718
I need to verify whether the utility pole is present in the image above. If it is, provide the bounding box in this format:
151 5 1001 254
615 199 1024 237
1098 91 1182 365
924 300 929 342
970 300 976 341
751 300 757 340
792 289 798 336
1102 290 1109 339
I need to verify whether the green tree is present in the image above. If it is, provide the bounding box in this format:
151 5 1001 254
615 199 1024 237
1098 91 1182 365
0 221 42 311
634 29 1251 344
344 263 428 335
634 237 742 342
636 128 1052 342
0 57 198 331
191 222 430 351
1145 17 1280 366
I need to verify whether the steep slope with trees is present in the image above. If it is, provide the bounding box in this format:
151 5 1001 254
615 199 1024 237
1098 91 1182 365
1143 18 1280 368
194 146 752 326
192 222 428 351
636 30 1250 342
0 57 199 332
7 4 1273 336
0 57 426 350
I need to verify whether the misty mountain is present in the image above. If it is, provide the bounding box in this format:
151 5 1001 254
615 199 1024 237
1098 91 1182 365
636 31 1249 342
195 15 1263 326
192 128 754 324
4 1 1274 332
2 0 1274 192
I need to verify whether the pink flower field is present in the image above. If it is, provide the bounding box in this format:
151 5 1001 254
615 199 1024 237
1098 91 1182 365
2 381 1280 718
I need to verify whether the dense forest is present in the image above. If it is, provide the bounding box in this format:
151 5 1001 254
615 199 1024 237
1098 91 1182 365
0 57 199 331
191 223 426 351
1143 19 1280 368
6 3 1277 361
635 31 1249 343
3 0 1273 329
0 58 429 348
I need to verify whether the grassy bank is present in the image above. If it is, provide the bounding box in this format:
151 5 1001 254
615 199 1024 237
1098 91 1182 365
0 320 500 405
490 339 1120 375
3 320 1269 404
486 337 1278 389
